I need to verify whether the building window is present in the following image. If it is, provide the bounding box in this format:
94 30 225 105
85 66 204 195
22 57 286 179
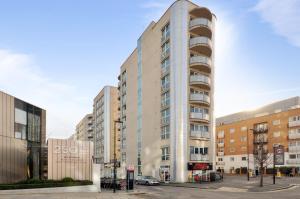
230 157 234 161
218 130 224 137
218 157 223 161
162 23 170 41
161 92 170 107
161 75 170 90
242 157 247 161
190 146 208 155
289 115 300 122
273 131 281 138
273 120 280 125
161 125 170 139
162 42 170 56
161 147 170 161
161 58 170 73
230 139 235 143
240 136 247 142
254 123 268 131
161 108 170 125
190 106 209 114
289 154 296 159
241 126 247 131
230 128 235 134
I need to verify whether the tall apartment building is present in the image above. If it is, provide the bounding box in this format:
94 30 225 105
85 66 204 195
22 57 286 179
216 97 300 174
93 86 120 177
118 0 215 182
0 91 46 183
75 113 93 141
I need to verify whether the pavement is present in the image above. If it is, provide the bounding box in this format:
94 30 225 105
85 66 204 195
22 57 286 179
161 175 300 192
0 176 300 199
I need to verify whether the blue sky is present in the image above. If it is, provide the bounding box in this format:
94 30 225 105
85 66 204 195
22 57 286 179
0 0 299 138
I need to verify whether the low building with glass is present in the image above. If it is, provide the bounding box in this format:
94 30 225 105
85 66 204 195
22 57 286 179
0 90 46 184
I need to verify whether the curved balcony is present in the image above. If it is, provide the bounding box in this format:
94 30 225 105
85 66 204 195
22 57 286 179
190 18 212 38
190 93 210 106
190 74 211 90
190 154 209 162
190 37 212 57
190 130 210 139
190 7 213 21
190 112 209 123
189 56 211 73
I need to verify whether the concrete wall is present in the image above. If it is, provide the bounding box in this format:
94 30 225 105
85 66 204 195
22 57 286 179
48 139 93 181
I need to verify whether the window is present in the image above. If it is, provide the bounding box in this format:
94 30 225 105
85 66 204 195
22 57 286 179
161 108 170 125
273 131 281 138
190 106 209 114
190 146 208 155
218 139 224 143
122 153 126 162
161 147 170 161
218 157 223 161
161 75 170 90
162 42 170 55
254 123 268 131
241 126 247 131
161 125 170 139
229 147 235 152
230 139 235 143
273 120 280 125
218 130 224 137
240 136 247 142
161 58 170 72
289 115 300 122
242 157 247 161
230 128 235 134
230 157 234 161
162 23 170 40
191 124 209 132
161 92 170 107
289 154 296 159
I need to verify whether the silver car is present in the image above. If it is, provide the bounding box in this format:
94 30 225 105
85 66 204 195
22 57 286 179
136 176 160 185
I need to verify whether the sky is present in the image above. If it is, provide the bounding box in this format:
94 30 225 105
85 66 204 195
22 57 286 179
0 0 299 139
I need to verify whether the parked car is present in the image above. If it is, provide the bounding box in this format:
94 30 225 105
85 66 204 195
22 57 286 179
135 176 160 185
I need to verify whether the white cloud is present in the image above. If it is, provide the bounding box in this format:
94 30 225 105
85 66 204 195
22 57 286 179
0 49 91 139
254 0 300 47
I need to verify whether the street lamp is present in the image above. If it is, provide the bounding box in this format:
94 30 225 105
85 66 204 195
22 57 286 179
247 128 254 181
113 119 123 193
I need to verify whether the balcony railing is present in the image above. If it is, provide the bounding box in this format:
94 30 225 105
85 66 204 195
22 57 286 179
289 120 300 128
216 161 225 165
190 112 209 121
217 152 224 156
161 48 170 60
189 18 212 30
253 138 268 144
161 31 170 44
289 146 300 152
190 75 211 86
190 56 212 68
190 154 209 161
287 159 300 164
161 117 170 126
161 65 170 76
190 130 210 139
289 132 300 139
217 143 224 147
190 37 212 48
190 93 210 104
254 149 268 155
161 83 170 93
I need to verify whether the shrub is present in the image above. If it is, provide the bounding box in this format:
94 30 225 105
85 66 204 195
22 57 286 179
61 177 75 182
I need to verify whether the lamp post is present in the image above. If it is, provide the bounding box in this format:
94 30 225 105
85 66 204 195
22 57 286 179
247 128 254 181
113 119 123 193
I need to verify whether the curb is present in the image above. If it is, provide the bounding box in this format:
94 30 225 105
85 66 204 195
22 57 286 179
159 183 216 189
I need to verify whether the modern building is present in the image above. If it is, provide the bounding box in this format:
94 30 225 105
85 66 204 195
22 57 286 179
118 0 215 182
216 97 300 174
0 90 46 184
75 113 94 141
93 86 120 177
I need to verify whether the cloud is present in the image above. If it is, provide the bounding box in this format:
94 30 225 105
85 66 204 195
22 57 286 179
254 0 300 47
140 0 172 23
0 49 90 139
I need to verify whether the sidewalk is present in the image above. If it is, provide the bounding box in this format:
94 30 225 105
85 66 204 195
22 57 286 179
161 175 300 192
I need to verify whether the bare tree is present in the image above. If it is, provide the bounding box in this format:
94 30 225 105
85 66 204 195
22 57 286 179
253 126 272 187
